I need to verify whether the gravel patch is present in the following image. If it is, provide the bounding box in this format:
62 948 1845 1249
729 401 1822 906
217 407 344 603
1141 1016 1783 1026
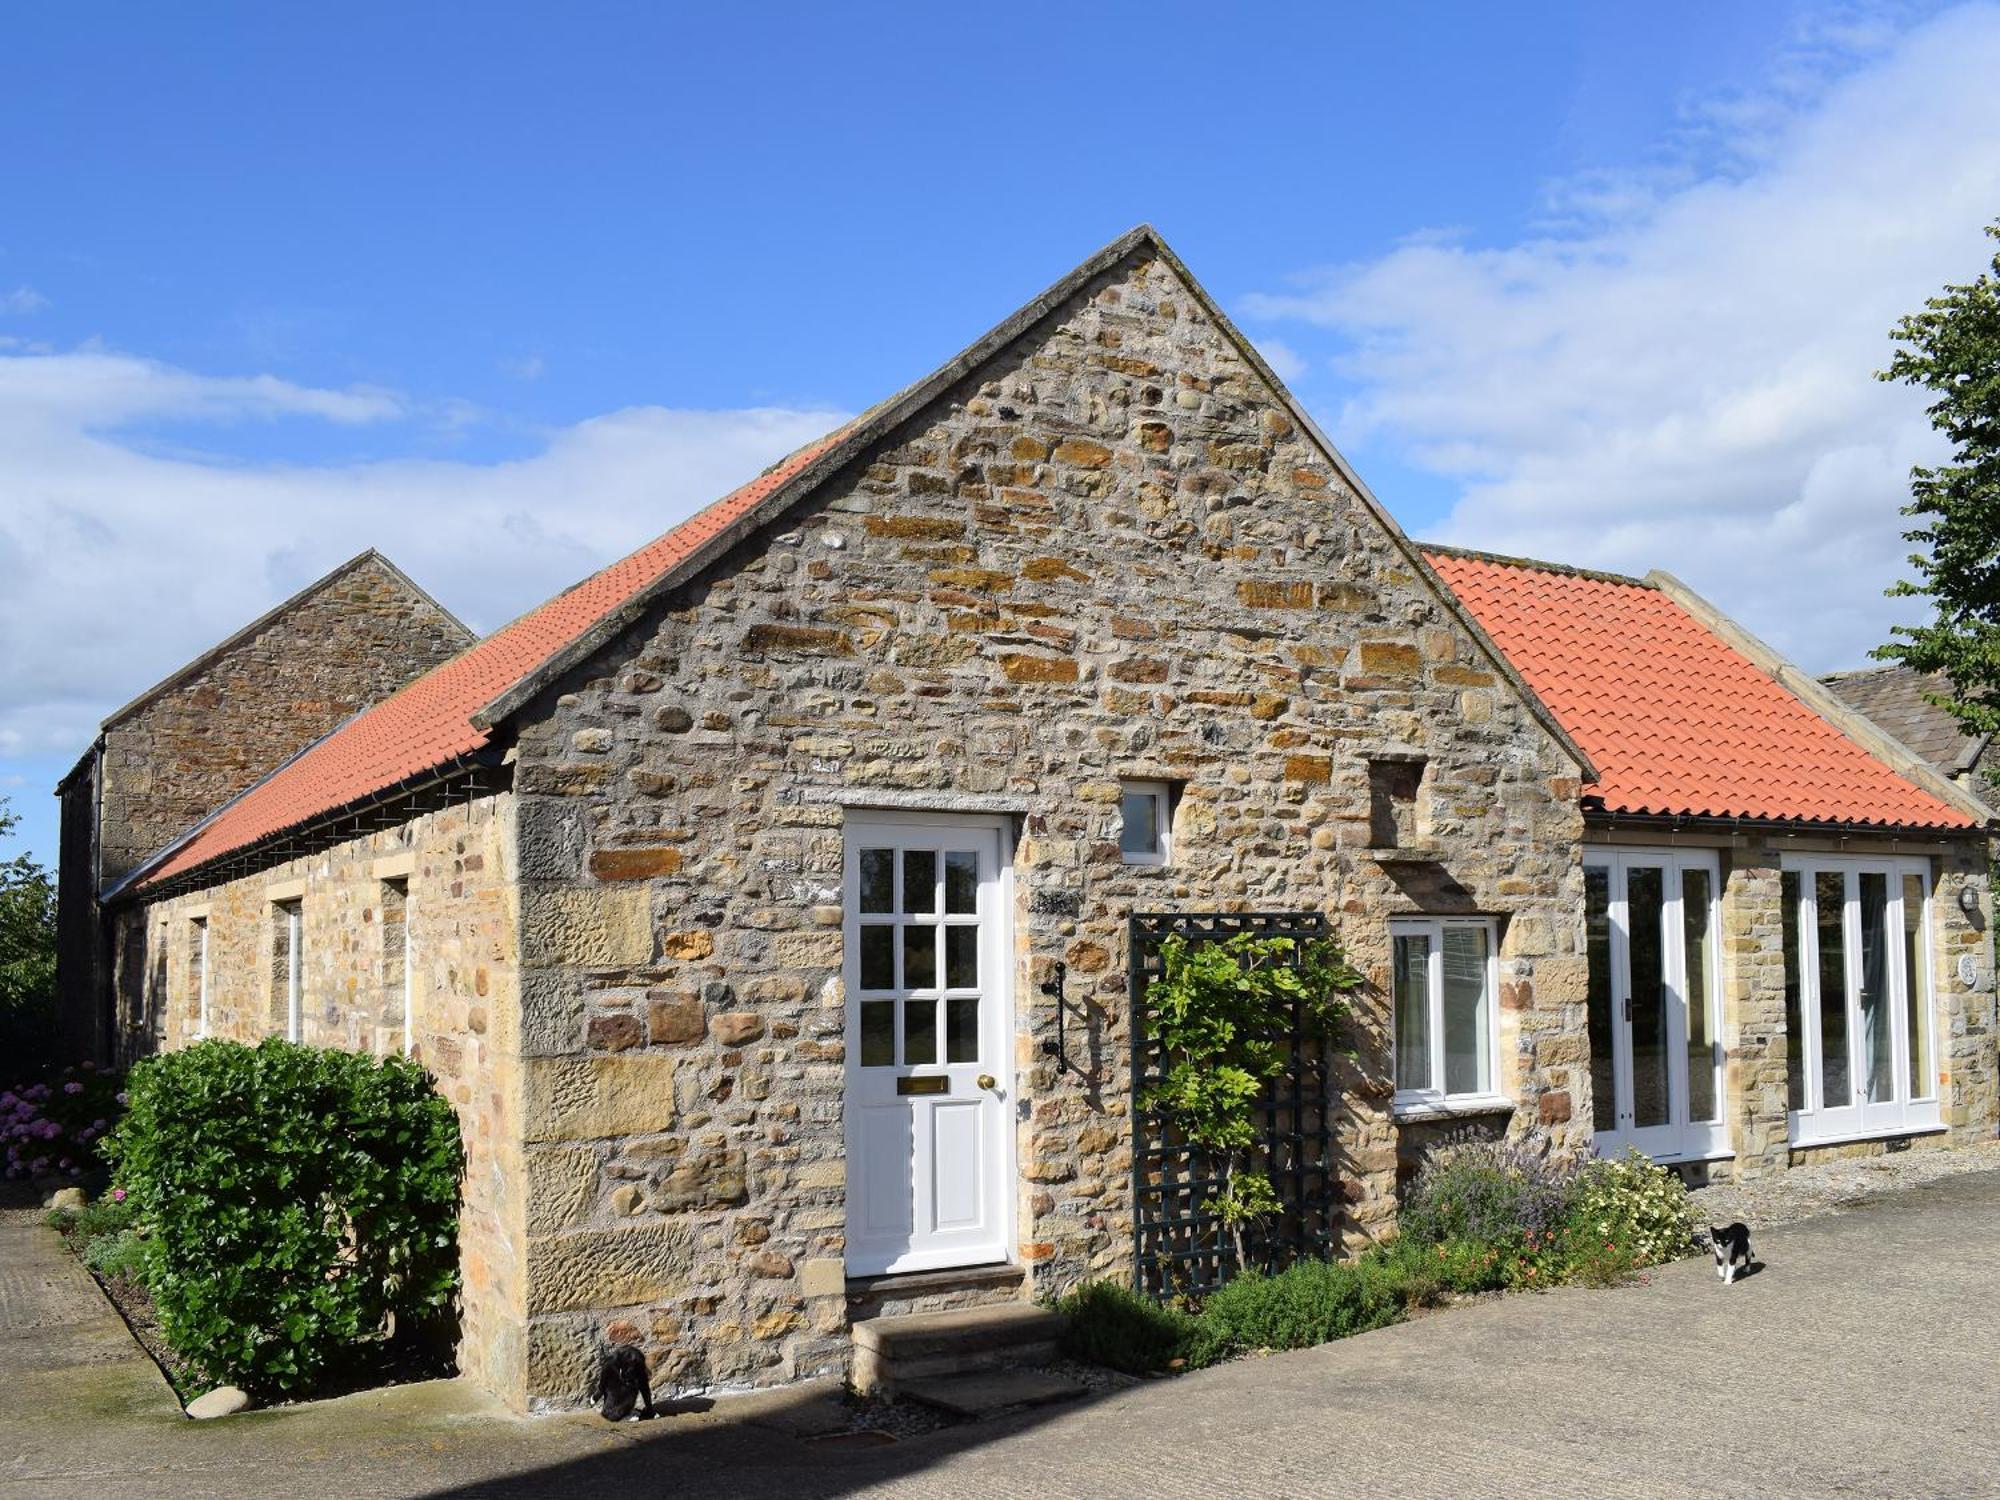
1689 1137 2000 1232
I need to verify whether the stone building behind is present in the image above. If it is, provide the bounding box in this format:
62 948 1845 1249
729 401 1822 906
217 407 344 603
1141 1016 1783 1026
80 228 1998 1412
56 549 473 1064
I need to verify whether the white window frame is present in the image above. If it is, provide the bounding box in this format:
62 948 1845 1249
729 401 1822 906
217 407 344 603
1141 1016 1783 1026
275 900 303 1043
1390 916 1506 1114
398 884 416 1058
1783 853 1940 1148
1119 781 1173 867
1584 846 1730 1163
192 917 210 1040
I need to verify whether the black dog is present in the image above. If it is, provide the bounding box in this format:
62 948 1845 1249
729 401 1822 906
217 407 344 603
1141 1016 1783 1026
598 1345 656 1422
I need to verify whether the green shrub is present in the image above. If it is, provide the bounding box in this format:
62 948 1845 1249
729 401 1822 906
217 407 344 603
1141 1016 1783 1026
69 1191 137 1241
1399 1136 1578 1248
1566 1149 1696 1270
103 1038 464 1398
83 1227 155 1283
1055 1279 1200 1374
1364 1235 1509 1302
1191 1257 1409 1365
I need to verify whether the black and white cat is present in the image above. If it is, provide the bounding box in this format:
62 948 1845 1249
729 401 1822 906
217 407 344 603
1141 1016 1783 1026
1710 1222 1753 1285
598 1345 656 1422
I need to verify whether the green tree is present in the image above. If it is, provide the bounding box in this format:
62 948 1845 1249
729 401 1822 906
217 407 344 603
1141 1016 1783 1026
0 799 59 1073
1876 221 2000 744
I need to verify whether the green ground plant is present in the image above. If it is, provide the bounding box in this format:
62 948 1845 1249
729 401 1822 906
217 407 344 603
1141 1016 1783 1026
1060 1140 1697 1375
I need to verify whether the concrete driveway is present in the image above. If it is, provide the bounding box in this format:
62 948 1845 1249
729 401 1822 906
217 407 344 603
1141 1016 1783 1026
7 1169 2000 1499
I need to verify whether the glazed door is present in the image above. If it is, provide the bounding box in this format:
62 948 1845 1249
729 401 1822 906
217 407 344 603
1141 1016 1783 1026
842 816 1013 1276
1586 849 1727 1162
1784 858 1940 1146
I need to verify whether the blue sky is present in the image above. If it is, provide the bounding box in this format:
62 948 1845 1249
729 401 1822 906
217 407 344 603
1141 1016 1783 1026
5 1 1999 867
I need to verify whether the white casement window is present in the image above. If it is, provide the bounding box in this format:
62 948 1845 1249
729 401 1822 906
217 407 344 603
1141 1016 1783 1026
1781 855 1940 1147
271 899 303 1042
1391 917 1503 1111
191 918 209 1039
380 877 413 1058
1119 781 1173 866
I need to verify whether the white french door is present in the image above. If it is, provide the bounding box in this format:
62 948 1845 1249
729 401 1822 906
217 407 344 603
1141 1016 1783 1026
1782 856 1939 1146
1585 848 1727 1162
842 815 1014 1277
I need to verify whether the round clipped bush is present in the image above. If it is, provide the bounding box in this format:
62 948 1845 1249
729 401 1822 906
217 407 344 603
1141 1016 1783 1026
104 1038 464 1398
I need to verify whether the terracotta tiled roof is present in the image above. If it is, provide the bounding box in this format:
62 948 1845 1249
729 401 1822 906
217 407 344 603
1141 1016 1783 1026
1423 549 1978 831
142 433 842 886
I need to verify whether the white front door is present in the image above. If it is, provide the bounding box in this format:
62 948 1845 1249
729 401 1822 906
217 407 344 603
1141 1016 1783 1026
1585 847 1728 1162
843 815 1014 1277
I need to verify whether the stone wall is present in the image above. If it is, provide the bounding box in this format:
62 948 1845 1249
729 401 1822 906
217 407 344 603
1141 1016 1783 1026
502 246 1588 1406
63 552 472 1067
115 791 527 1402
97 553 471 888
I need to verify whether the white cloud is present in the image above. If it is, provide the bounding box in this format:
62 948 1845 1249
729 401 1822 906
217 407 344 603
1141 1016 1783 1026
0 348 845 761
1244 3 2000 673
1 286 49 316
1252 336 1308 384
500 354 546 381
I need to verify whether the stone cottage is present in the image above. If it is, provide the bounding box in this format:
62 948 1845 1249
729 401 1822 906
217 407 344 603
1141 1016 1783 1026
55 549 473 1066
86 227 1996 1411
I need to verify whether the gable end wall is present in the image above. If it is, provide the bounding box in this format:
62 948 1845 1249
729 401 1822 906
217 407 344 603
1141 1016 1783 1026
503 249 1588 1406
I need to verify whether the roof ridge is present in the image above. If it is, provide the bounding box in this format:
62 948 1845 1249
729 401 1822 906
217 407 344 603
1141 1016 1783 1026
1819 662 1924 681
1417 541 1654 590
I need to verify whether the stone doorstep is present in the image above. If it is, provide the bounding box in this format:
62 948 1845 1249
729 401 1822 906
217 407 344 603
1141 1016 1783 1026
849 1303 1064 1364
850 1304 1067 1396
844 1262 1027 1320
899 1368 1088 1421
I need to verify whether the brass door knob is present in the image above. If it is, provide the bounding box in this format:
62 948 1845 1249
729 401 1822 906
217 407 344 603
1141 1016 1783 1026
976 1073 997 1091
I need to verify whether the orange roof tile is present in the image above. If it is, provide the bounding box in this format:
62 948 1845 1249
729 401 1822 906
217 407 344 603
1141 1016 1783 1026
1424 549 1976 831
142 432 842 886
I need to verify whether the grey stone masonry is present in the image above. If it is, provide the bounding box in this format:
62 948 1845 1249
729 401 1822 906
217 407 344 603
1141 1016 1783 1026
502 244 1588 1406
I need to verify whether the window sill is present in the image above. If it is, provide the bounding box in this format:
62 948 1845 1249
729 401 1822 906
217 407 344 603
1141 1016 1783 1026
1787 1119 1948 1151
1392 1093 1516 1123
1368 845 1446 865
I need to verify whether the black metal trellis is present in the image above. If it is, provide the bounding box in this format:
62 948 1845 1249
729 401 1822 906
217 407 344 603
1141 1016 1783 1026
1129 911 1338 1299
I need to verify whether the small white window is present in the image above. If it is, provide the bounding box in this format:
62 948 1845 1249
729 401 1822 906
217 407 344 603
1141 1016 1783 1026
271 899 303 1042
1391 917 1502 1109
191 918 209 1039
1119 781 1172 866
380 877 413 1058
